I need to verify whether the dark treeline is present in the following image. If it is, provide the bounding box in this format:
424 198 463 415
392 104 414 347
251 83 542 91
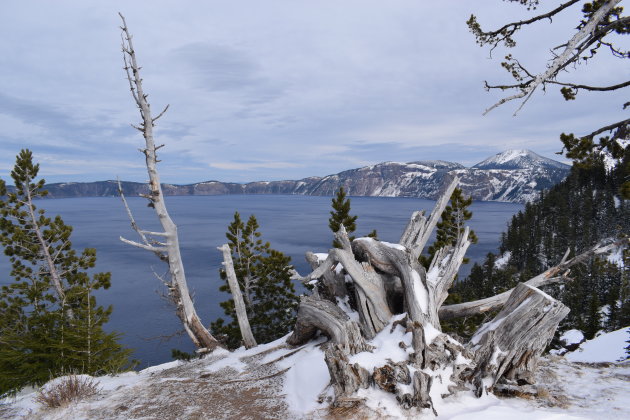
454 151 630 340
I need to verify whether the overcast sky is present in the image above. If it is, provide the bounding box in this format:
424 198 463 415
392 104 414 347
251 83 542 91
0 1 626 184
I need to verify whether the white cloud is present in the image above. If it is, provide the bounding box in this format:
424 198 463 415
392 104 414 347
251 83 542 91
0 1 624 183
208 161 302 171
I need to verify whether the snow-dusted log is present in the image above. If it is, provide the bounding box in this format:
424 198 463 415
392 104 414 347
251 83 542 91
467 283 569 396
439 238 628 320
217 244 257 349
287 296 372 355
118 14 220 351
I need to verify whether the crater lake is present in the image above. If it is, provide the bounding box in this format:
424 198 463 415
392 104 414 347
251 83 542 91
0 195 522 367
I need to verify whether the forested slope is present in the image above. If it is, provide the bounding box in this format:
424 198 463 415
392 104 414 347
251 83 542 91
456 153 630 339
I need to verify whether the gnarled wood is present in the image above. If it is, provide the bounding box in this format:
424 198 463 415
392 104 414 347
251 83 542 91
324 344 371 402
467 283 569 395
352 226 471 329
287 295 372 355
287 176 607 412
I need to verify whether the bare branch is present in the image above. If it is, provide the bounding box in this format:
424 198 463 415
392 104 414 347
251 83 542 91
585 117 630 140
469 0 580 49
119 236 167 253
547 79 630 92
483 0 622 115
152 104 170 123
139 230 170 237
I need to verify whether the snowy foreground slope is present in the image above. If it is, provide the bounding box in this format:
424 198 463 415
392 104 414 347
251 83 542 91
2 327 628 420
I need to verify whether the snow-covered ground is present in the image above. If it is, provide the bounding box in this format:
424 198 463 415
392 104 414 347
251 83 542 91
2 327 628 419
565 327 628 363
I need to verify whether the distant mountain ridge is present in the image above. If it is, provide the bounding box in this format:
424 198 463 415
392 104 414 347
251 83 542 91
472 149 570 170
23 150 571 203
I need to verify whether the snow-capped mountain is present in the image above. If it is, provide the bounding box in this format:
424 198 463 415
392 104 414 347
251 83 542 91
38 150 571 203
472 149 571 170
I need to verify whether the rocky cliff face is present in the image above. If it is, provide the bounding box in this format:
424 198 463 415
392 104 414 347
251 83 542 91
34 150 570 203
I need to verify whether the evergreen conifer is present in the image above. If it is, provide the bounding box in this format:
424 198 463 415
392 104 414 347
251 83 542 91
455 156 629 338
212 212 298 349
0 150 133 396
329 187 358 248
421 188 478 268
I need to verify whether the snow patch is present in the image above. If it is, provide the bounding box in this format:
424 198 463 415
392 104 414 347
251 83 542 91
380 240 406 251
565 327 629 363
411 270 429 313
607 247 625 268
140 360 183 374
349 314 412 371
494 251 511 269
336 295 360 323
424 323 442 344
560 329 585 346
279 339 330 414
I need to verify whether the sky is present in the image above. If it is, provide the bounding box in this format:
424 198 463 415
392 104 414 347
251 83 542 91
0 0 626 184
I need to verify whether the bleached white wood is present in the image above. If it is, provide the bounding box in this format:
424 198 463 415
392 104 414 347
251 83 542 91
118 14 220 351
218 244 257 349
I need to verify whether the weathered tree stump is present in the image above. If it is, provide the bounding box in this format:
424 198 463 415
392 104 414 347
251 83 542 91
286 177 624 414
467 283 569 395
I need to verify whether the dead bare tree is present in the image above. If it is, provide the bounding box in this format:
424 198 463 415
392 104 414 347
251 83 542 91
288 177 627 412
117 13 221 351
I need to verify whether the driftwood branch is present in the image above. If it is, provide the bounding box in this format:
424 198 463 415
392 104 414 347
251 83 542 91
119 236 167 253
403 177 460 261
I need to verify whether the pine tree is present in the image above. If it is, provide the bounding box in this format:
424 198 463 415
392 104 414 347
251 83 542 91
467 156 629 337
0 150 133 396
211 212 298 349
584 294 602 340
329 187 358 248
421 188 478 268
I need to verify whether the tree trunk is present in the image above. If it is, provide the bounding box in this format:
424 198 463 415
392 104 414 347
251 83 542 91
118 14 220 351
467 283 569 396
24 180 73 319
218 244 257 349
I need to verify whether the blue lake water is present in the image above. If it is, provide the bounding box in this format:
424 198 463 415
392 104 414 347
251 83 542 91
0 195 521 368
